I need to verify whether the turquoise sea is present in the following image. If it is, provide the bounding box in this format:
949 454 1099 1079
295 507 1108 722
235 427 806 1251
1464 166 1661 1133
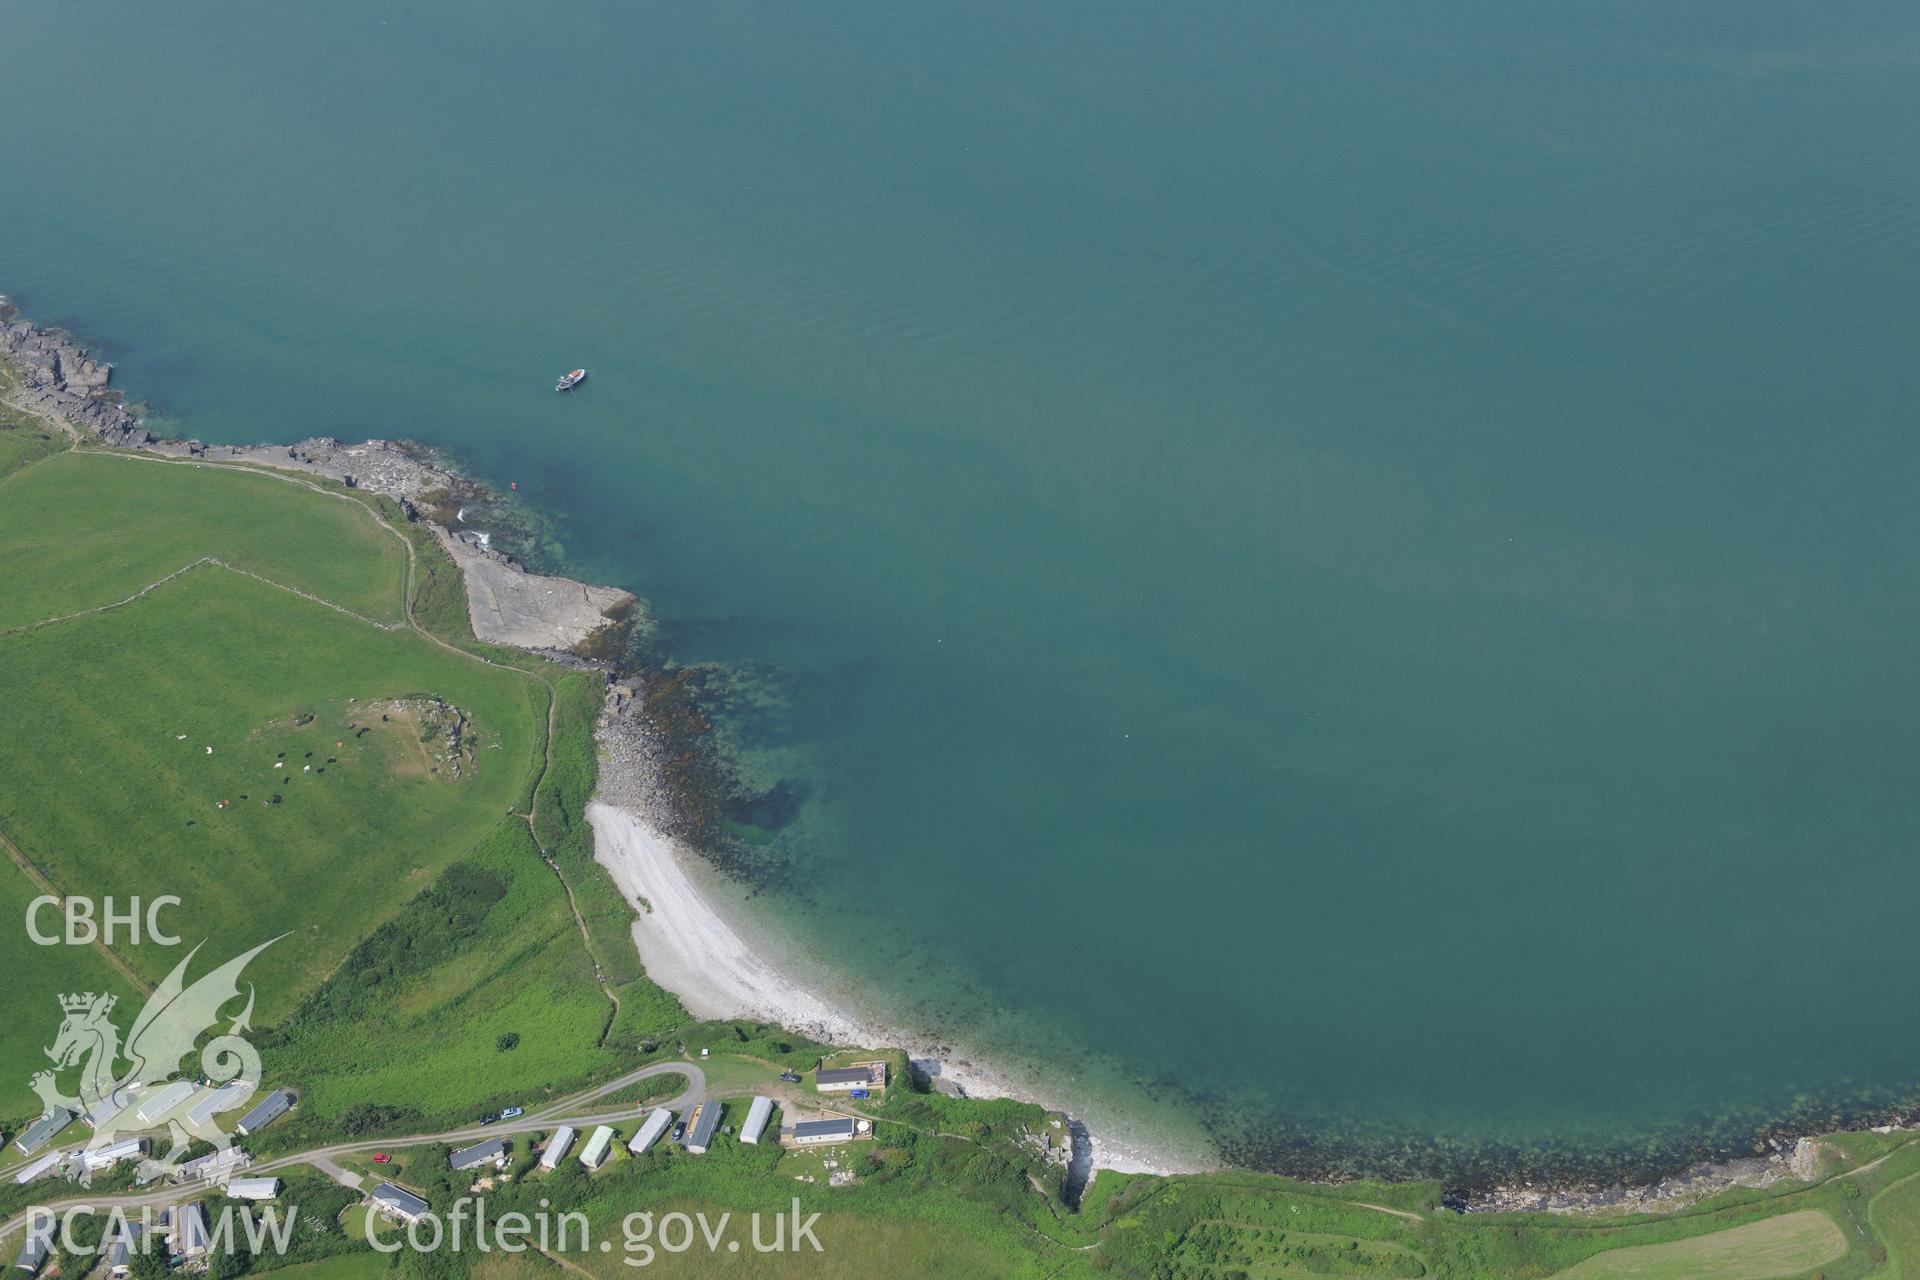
6 0 1920 1180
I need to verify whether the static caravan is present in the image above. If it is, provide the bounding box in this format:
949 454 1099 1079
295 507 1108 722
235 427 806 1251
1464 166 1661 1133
84 1137 148 1172
578 1125 616 1170
539 1126 577 1170
627 1108 673 1155
12 1154 62 1186
683 1102 723 1155
226 1177 282 1200
14 1108 73 1157
185 1083 254 1130
369 1183 431 1225
739 1097 774 1145
137 1081 196 1126
235 1090 293 1136
449 1138 508 1172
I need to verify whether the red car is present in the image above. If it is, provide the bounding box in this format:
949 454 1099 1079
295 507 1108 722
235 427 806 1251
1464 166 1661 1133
371 1153 392 1164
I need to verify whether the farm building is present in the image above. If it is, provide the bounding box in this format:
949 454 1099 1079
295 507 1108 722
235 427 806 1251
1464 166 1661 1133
449 1137 508 1172
226 1177 282 1200
627 1107 673 1155
791 1117 861 1146
684 1101 723 1154
137 1081 196 1126
539 1126 577 1170
185 1082 254 1129
13 1108 72 1156
814 1062 887 1092
236 1090 293 1135
579 1125 616 1170
740 1097 775 1145
13 1230 48 1274
174 1202 210 1259
370 1182 431 1225
83 1137 148 1172
12 1153 63 1186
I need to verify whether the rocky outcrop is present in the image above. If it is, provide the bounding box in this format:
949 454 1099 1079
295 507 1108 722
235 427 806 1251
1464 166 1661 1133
1 297 639 657
0 305 152 447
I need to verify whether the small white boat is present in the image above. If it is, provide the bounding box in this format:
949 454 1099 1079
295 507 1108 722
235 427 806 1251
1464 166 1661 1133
555 368 587 392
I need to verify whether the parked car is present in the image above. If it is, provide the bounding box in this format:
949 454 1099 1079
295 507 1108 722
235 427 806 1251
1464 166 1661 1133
499 1107 525 1120
672 1122 687 1143
372 1154 391 1164
778 1072 801 1084
849 1089 870 1100
478 1113 499 1125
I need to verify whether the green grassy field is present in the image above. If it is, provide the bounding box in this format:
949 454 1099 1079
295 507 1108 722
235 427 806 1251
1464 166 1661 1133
257 1254 393 1280
0 568 540 1029
1872 1172 1920 1279
1548 1210 1846 1279
0 452 409 629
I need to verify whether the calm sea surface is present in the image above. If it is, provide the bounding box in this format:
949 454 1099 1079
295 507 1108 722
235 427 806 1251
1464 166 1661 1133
7 0 1920 1176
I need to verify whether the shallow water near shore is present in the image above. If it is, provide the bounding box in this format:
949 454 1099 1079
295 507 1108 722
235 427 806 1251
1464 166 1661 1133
7 0 1920 1181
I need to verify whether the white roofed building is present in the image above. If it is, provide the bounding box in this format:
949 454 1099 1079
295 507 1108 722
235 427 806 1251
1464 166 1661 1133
539 1126 576 1170
740 1097 774 1145
137 1081 196 1126
627 1108 673 1155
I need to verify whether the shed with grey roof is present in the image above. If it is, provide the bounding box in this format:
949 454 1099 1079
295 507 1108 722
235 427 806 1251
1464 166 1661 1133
14 1108 72 1156
449 1138 508 1172
236 1090 293 1135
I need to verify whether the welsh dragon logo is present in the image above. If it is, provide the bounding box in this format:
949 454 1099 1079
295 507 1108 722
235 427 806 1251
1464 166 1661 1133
32 938 279 1186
